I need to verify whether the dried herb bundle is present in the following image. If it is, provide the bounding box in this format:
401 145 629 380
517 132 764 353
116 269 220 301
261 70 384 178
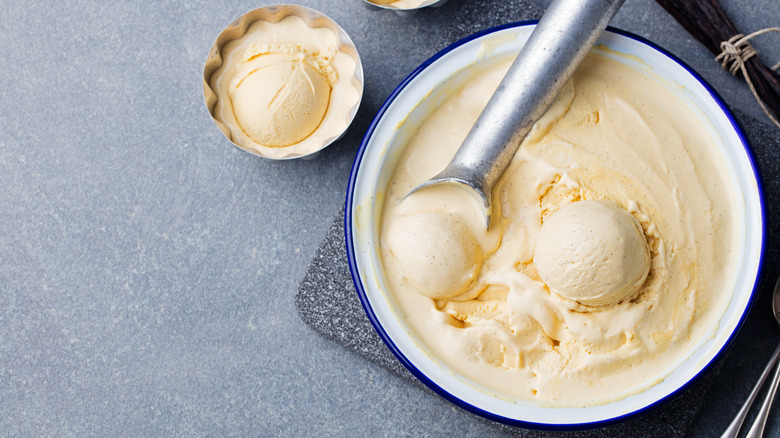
655 0 780 128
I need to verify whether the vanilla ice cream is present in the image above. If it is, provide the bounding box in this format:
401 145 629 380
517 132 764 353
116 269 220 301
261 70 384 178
209 13 361 158
368 0 431 9
385 209 484 300
534 199 651 307
379 51 738 405
229 44 335 147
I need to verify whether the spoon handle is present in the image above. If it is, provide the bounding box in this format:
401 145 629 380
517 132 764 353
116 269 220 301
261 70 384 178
746 351 780 438
721 342 780 438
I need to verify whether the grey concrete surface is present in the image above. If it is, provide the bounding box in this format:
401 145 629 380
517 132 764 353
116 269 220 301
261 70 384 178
1 0 779 436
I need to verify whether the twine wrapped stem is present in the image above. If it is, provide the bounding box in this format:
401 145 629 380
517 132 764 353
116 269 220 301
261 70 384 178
655 0 780 129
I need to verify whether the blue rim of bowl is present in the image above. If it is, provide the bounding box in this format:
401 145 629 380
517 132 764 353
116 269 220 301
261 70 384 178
344 20 766 430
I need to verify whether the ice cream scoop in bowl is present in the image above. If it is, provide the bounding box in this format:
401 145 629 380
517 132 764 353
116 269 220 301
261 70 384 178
410 0 624 228
346 16 763 430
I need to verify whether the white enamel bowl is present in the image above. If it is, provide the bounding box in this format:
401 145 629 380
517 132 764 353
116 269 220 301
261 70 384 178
345 22 765 429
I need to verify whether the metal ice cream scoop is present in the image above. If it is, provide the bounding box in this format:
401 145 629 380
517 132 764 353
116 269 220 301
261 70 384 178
409 0 625 228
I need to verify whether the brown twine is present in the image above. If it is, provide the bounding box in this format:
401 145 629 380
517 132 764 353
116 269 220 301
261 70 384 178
716 28 780 128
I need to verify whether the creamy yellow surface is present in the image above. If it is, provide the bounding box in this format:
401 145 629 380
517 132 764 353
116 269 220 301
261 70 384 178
535 199 651 307
379 53 738 405
210 16 360 158
368 0 431 9
228 44 334 147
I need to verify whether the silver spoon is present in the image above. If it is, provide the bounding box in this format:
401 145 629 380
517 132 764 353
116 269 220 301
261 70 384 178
722 276 780 438
409 0 625 228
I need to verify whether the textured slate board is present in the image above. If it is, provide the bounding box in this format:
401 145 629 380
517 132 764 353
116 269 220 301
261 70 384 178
296 109 780 436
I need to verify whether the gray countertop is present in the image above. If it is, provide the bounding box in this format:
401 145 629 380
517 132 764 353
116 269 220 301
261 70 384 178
2 0 779 436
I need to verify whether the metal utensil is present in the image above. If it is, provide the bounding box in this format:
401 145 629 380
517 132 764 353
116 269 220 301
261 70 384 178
408 0 625 228
722 276 780 438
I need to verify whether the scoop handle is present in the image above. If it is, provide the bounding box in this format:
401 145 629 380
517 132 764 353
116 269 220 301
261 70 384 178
438 0 625 195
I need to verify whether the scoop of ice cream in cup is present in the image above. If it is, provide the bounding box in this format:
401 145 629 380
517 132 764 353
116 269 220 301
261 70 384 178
203 5 363 160
228 44 335 148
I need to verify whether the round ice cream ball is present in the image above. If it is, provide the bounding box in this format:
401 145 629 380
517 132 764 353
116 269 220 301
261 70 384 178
229 53 331 147
386 212 482 300
534 200 651 307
